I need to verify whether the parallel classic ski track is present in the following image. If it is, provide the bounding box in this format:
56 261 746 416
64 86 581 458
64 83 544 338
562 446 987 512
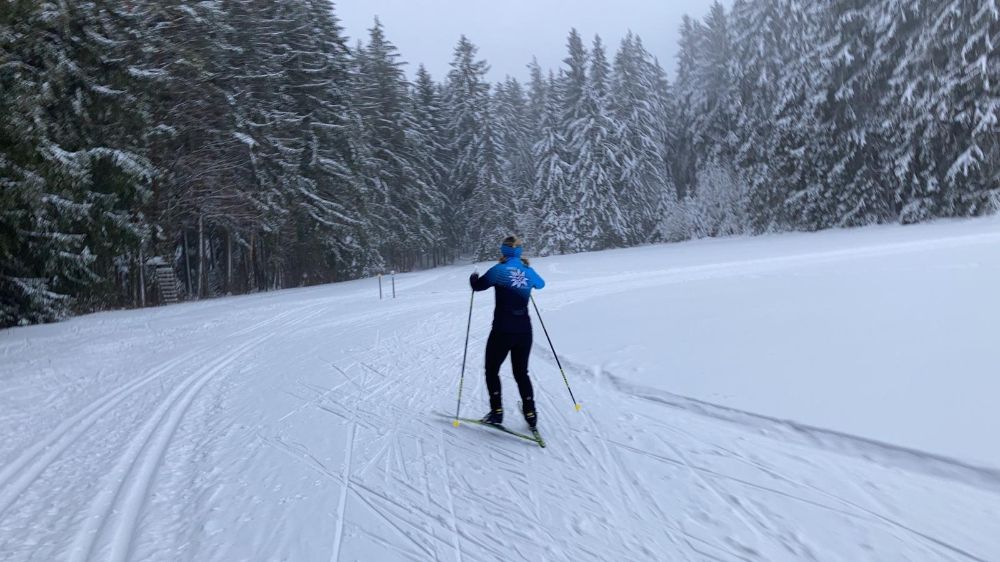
58 299 422 561
64 306 317 562
0 347 206 520
73 336 257 561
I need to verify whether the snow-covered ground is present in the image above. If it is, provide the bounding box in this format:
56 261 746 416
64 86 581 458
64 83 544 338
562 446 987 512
2 218 999 561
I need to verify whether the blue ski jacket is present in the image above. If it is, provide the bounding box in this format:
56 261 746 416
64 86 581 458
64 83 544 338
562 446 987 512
470 245 545 334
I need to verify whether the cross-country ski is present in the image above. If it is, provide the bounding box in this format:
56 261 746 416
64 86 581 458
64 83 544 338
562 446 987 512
447 416 546 448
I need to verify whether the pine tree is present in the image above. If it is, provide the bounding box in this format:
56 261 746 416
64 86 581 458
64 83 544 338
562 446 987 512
354 17 428 270
731 0 792 231
808 0 894 228
693 2 739 164
755 0 826 231
913 0 1000 217
442 35 495 254
560 29 590 144
494 77 535 234
564 34 626 250
610 33 670 244
134 0 254 294
283 0 375 281
534 71 571 255
216 0 362 288
522 58 549 243
648 57 682 242
468 91 513 260
673 16 704 199
553 29 591 252
410 64 449 265
0 0 151 325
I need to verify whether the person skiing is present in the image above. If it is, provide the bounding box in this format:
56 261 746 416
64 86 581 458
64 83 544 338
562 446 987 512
469 236 545 431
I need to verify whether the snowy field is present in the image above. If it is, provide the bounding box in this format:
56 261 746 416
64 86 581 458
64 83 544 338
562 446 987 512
2 218 999 561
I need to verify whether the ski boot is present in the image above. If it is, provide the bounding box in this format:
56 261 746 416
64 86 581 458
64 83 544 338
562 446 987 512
480 408 503 426
524 410 545 446
524 410 538 430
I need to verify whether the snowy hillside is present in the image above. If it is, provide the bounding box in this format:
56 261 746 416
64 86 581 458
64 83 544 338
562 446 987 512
2 218 999 561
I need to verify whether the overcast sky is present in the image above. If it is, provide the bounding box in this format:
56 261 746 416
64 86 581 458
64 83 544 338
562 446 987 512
335 0 732 84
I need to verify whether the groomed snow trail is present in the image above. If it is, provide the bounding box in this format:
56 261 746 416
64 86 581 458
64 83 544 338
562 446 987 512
2 220 999 561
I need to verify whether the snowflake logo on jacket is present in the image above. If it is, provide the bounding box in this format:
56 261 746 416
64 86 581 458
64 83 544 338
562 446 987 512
508 268 528 289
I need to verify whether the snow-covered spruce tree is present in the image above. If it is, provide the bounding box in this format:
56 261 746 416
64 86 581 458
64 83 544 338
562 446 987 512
250 0 352 287
494 77 535 237
730 0 799 232
67 2 155 311
806 0 895 228
215 0 377 289
673 2 739 198
671 2 744 241
533 71 572 255
526 58 548 134
563 33 627 250
520 58 550 243
442 35 497 255
880 0 999 223
224 0 311 291
754 0 827 232
354 17 434 271
877 0 951 224
468 92 516 260
208 0 281 294
672 15 706 202
644 54 680 243
685 160 749 238
692 2 739 166
922 0 998 218
550 29 592 253
276 0 379 282
132 0 257 295
0 0 85 325
409 64 450 266
560 29 590 140
0 0 152 326
610 33 671 244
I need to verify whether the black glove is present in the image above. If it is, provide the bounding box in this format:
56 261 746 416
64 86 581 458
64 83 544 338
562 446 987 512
469 272 479 287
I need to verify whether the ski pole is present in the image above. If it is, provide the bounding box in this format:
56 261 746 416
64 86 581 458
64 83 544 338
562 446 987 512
454 289 475 426
530 295 581 411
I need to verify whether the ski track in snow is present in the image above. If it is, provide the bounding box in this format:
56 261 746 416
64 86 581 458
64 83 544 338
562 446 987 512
2 221 1000 560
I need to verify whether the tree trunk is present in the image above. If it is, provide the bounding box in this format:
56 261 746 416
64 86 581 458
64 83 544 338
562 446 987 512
138 244 145 308
183 229 193 297
197 215 204 299
272 231 279 290
247 233 254 292
226 230 232 294
253 232 259 292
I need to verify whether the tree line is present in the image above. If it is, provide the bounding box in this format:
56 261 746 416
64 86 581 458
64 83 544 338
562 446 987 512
1 0 996 327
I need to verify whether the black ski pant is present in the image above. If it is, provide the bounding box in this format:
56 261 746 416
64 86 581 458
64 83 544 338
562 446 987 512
484 330 535 416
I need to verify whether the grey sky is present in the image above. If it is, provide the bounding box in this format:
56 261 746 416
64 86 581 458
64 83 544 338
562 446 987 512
335 0 731 84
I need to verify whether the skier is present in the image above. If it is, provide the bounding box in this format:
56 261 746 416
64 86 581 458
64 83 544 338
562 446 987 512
469 236 545 431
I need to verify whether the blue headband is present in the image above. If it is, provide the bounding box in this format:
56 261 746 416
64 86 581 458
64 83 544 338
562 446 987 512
501 245 522 258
